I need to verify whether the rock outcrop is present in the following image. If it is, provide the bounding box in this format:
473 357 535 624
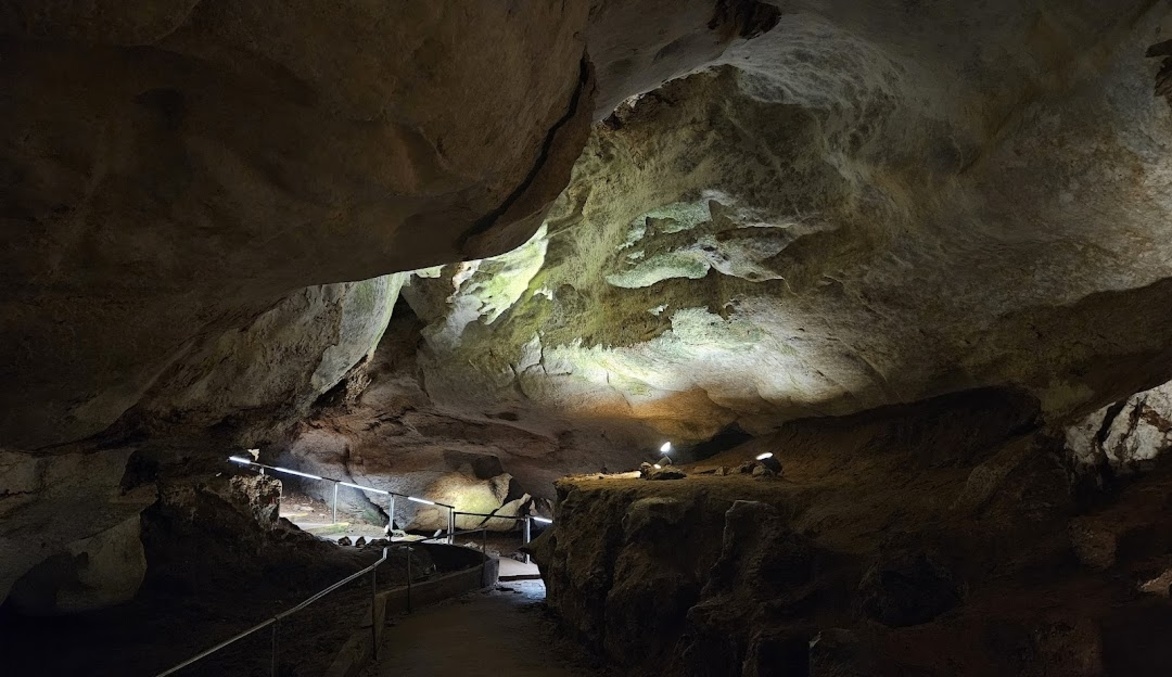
534 388 1172 675
395 3 1172 448
6 514 146 616
0 447 155 608
1067 380 1172 476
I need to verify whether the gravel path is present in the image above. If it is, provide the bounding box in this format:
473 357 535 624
367 580 606 677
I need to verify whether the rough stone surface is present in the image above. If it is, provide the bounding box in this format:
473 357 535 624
0 447 155 607
268 304 653 532
0 1 596 449
857 552 962 628
12 0 1172 642
136 274 406 430
397 3 1172 447
533 390 1144 676
6 514 146 616
1066 380 1172 475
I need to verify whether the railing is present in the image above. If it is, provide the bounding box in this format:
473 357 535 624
156 459 557 676
155 547 390 677
228 457 555 548
446 511 552 563
228 456 459 543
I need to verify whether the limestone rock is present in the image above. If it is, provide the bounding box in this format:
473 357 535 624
138 274 407 428
394 2 1172 448
740 631 809 677
750 463 774 478
0 1 596 448
1066 380 1172 476
808 629 872 677
538 393 1122 675
639 462 687 480
6 514 146 616
0 447 155 610
1069 518 1118 571
337 536 352 547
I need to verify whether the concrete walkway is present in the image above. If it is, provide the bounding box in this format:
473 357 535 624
498 557 541 579
365 581 605 677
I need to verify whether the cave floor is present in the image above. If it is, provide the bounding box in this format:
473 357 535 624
364 580 609 677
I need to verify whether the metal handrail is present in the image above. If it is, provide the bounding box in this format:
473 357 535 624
452 510 528 521
157 456 558 676
155 547 389 677
228 457 455 507
157 506 556 674
229 457 459 543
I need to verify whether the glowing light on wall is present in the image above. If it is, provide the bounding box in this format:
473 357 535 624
756 452 773 460
660 442 672 453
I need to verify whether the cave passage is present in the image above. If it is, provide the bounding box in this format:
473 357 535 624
12 1 1172 676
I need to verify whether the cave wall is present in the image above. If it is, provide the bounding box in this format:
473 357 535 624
534 388 1172 675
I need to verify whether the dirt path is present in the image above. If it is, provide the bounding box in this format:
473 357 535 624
366 581 607 677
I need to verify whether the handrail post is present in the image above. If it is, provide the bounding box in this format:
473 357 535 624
370 565 378 659
406 546 413 614
481 526 487 554
523 516 532 564
387 495 396 534
447 507 455 545
331 481 339 524
270 620 279 677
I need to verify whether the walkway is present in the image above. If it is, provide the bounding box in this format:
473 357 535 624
364 581 606 677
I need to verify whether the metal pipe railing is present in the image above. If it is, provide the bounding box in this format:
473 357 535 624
160 456 558 676
228 457 457 541
160 457 558 676
155 547 389 677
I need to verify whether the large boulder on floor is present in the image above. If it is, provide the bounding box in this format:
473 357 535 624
6 515 146 616
0 447 156 612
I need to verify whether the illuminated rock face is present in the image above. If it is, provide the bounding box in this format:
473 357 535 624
403 3 1172 445
1067 381 1172 474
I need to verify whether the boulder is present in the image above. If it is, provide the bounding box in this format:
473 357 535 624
0 447 155 611
6 515 147 616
